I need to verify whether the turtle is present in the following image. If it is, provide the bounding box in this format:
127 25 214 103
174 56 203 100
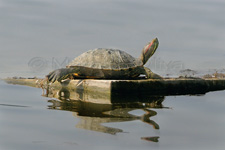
46 38 161 83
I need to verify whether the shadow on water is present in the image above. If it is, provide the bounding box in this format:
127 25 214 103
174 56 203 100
43 86 169 142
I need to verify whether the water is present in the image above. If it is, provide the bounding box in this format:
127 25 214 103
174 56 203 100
0 0 225 78
1 0 225 149
1 79 225 150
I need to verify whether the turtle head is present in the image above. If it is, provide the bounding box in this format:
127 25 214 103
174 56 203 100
140 38 159 65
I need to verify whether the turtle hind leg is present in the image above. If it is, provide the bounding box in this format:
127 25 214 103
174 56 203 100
144 67 162 79
46 68 76 83
46 70 57 83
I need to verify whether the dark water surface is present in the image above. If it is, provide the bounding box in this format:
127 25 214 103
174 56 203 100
1 80 225 150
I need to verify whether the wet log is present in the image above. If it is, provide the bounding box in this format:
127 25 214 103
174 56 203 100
3 77 225 104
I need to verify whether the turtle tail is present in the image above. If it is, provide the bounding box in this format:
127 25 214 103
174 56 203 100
46 68 74 83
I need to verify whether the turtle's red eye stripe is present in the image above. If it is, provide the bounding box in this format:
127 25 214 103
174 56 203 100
145 41 154 54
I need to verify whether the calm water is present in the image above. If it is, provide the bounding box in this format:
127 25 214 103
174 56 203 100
0 0 225 78
1 0 225 150
1 80 225 150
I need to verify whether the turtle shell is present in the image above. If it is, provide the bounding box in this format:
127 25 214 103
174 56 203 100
67 48 143 70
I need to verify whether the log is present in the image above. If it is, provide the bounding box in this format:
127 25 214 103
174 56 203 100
3 77 225 104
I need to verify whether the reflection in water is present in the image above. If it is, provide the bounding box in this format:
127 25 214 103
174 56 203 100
44 85 168 141
48 97 166 139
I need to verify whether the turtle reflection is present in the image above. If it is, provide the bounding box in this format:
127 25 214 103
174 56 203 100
48 96 165 135
44 83 166 141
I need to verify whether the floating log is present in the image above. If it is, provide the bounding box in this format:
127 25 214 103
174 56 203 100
3 77 225 104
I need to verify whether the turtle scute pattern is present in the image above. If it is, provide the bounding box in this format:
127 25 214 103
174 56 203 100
67 48 143 70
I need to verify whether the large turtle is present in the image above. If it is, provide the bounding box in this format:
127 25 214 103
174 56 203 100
46 38 161 83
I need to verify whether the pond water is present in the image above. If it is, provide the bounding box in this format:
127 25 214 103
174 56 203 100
0 0 225 78
1 80 225 150
1 0 225 149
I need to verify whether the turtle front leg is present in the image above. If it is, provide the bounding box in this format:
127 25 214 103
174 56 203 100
144 67 162 79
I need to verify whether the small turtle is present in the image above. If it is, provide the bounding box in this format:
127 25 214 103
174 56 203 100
46 38 161 83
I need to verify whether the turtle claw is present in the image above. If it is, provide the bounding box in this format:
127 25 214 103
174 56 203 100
46 69 62 83
46 71 57 83
46 68 74 83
